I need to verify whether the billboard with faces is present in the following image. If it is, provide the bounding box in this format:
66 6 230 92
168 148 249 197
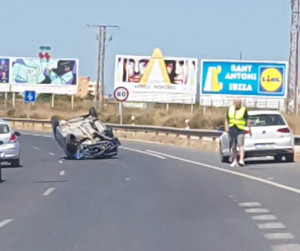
114 51 198 104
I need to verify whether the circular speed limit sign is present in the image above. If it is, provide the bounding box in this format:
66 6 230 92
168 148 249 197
114 87 129 102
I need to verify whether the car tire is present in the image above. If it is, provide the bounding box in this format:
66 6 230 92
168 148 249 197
66 134 78 155
274 155 283 162
51 117 59 131
285 153 294 162
219 144 230 163
89 107 98 118
11 158 20 167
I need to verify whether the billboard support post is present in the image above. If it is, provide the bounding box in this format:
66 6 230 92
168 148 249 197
51 94 55 108
71 95 74 110
191 104 194 114
12 93 15 107
4 93 7 109
166 103 169 112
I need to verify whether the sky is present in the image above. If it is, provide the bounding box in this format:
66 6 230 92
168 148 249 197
1 0 291 94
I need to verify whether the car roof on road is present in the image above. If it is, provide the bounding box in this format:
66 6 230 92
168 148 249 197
248 110 281 116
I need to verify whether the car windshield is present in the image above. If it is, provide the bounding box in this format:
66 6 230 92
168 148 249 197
249 114 286 127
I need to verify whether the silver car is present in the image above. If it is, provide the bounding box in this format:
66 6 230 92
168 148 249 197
0 119 21 166
219 111 294 163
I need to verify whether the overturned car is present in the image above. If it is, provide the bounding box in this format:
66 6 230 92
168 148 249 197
51 108 120 159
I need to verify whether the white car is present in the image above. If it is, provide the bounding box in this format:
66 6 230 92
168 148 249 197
219 110 294 163
0 119 21 166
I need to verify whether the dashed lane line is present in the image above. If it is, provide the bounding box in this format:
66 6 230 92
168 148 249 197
49 152 55 156
251 215 277 221
272 244 300 251
33 147 39 150
59 170 65 176
245 208 270 214
58 160 64 164
146 150 300 196
257 222 286 230
0 219 13 228
42 187 56 196
239 202 262 207
265 233 294 240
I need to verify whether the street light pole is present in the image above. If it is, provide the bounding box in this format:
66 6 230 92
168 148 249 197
88 24 119 111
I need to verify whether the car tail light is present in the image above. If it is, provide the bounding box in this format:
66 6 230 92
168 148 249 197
244 130 250 134
9 133 17 143
277 128 290 133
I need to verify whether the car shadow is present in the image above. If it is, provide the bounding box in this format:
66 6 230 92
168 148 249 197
61 155 120 161
0 163 23 169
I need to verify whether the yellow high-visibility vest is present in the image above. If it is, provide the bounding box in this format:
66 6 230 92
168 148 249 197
228 106 246 130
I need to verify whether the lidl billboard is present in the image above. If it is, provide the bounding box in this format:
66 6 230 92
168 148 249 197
201 60 287 97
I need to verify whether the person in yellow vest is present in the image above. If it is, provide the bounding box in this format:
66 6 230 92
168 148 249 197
225 99 252 167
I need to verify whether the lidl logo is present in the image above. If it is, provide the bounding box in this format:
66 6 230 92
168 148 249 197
203 66 223 92
259 67 284 94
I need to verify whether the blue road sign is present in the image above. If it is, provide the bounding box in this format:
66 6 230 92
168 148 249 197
24 91 36 103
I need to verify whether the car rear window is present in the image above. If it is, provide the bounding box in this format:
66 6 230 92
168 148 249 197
0 124 10 134
249 114 286 127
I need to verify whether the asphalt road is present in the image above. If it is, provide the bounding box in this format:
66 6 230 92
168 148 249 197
0 133 300 251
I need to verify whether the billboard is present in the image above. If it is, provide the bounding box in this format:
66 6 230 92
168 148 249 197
114 49 198 104
0 58 10 92
11 57 78 94
200 60 288 109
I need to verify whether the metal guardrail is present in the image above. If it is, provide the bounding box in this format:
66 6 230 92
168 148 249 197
2 117 300 144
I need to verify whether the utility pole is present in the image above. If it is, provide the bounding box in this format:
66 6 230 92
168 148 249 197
88 24 119 111
288 0 300 115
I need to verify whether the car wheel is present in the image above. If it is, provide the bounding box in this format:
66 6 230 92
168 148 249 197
274 155 283 162
89 107 98 118
66 134 78 155
11 158 20 167
285 153 294 162
220 143 230 163
51 117 59 131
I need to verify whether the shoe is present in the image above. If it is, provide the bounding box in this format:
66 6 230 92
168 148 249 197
229 162 237 167
238 161 245 167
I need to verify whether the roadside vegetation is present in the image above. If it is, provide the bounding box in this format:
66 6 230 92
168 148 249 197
0 95 299 134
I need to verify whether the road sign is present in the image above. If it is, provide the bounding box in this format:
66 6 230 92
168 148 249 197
24 91 36 103
114 87 129 102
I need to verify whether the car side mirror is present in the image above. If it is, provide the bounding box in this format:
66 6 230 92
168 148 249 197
15 131 21 137
216 126 225 132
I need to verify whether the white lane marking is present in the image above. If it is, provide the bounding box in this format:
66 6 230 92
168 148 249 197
258 222 286 230
49 152 55 156
42 187 56 196
239 202 262 207
59 170 65 176
245 208 270 213
272 244 300 251
228 195 235 198
0 219 13 228
33 146 39 150
251 215 277 221
58 160 64 164
120 146 166 159
265 232 294 240
146 150 300 195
